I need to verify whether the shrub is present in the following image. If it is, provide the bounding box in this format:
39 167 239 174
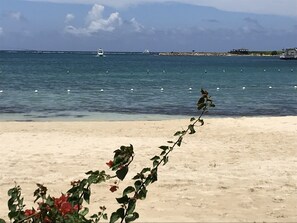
0 89 214 223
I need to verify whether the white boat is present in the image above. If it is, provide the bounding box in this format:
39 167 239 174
280 48 297 60
96 48 104 57
143 49 150 54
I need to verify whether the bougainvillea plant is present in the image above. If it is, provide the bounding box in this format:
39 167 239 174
0 89 214 223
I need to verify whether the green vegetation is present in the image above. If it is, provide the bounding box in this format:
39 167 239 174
0 90 215 223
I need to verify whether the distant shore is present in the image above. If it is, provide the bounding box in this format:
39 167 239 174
158 51 280 57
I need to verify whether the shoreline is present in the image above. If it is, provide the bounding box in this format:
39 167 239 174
1 116 297 221
1 111 296 122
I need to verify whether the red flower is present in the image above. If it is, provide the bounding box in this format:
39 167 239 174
109 185 118 192
106 160 113 168
24 209 36 217
60 202 72 216
54 194 68 209
53 194 78 216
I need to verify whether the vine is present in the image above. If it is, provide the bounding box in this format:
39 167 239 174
0 89 214 223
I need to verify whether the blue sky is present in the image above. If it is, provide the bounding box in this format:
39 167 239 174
0 0 296 51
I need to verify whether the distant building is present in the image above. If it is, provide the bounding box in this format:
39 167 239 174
229 48 249 55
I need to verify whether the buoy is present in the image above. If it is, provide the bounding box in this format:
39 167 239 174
67 89 70 92
269 86 272 89
34 90 38 93
216 87 220 91
160 88 164 91
242 87 246 90
0 90 3 93
223 69 225 73
131 88 134 91
291 69 294 72
264 69 266 72
100 89 104 92
188 87 192 91
204 69 207 73
278 69 281 72
294 86 297 89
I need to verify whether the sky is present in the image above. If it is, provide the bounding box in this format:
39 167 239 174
0 0 296 51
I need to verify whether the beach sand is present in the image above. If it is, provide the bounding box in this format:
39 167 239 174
1 117 297 222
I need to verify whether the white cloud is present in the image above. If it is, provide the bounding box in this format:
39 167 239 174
65 4 122 36
129 18 144 32
5 11 26 21
65 13 75 23
25 0 297 17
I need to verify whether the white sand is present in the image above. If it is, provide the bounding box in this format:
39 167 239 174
1 117 297 222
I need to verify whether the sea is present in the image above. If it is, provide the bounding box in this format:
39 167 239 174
0 51 296 121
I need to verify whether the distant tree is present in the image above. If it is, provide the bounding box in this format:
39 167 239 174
271 51 278 56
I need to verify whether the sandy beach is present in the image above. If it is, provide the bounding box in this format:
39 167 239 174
0 116 297 222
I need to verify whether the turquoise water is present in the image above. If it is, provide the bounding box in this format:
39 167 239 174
0 51 296 120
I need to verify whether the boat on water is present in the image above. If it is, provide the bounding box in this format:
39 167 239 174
96 48 104 57
280 48 297 60
143 49 150 54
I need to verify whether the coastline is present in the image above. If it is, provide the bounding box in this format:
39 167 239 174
1 116 297 221
158 51 279 57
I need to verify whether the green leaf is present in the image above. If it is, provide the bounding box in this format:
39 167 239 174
83 189 91 204
167 141 174 143
123 186 135 196
80 207 89 216
151 169 158 183
150 155 160 161
127 199 136 215
198 119 204 126
0 219 6 223
177 137 183 147
138 187 147 200
8 197 15 207
134 180 142 191
125 212 139 223
188 124 196 134
8 211 18 219
190 117 196 122
197 96 205 105
116 208 125 219
116 166 129 181
197 102 206 110
140 168 151 174
103 213 108 220
116 195 129 204
110 212 120 223
132 174 141 180
159 145 168 150
201 89 208 95
163 156 169 165
174 131 182 136
153 160 159 167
